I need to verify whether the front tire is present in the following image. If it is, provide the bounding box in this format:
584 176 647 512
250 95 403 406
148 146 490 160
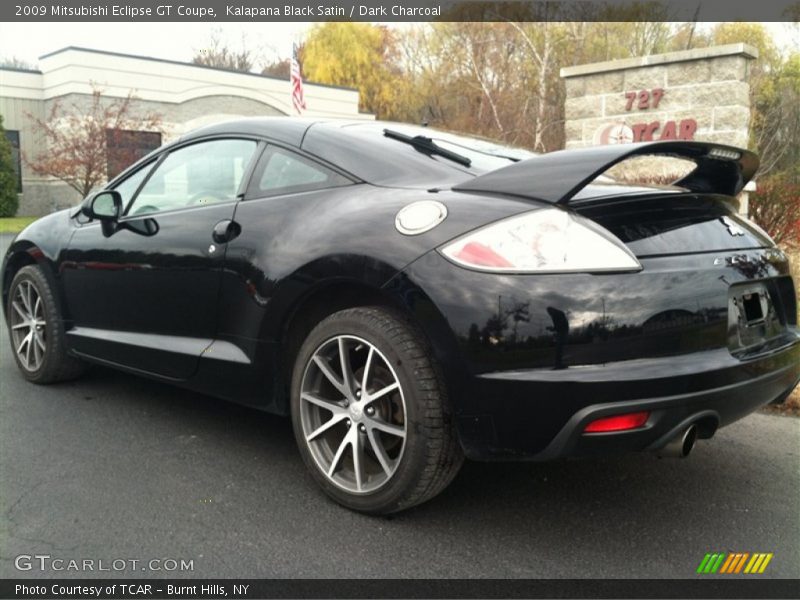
290 306 463 514
6 265 85 384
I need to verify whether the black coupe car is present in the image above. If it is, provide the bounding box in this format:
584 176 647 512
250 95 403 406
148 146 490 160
3 118 798 513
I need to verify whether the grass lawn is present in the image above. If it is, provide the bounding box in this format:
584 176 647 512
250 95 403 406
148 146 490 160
0 216 38 234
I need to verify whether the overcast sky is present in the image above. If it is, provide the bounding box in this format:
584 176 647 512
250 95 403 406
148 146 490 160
0 22 314 69
0 22 797 71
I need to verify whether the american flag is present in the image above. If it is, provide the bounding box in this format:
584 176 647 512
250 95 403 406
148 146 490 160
290 43 306 115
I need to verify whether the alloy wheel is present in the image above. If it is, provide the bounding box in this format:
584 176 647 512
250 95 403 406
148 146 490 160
10 280 47 372
299 335 407 494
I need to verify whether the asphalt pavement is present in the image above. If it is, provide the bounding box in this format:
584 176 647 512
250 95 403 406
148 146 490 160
0 232 798 579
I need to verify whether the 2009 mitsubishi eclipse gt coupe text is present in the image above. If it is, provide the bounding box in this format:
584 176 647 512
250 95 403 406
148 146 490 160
3 118 799 513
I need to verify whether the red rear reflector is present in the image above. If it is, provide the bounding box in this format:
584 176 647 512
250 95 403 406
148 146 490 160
584 411 650 433
453 241 514 268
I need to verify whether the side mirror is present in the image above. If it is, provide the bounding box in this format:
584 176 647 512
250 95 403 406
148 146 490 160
81 190 122 237
82 190 122 222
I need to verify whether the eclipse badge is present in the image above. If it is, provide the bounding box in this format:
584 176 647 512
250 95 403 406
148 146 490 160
721 216 745 237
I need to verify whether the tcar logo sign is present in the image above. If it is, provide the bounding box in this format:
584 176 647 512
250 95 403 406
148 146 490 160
594 123 635 145
594 88 698 144
697 552 774 574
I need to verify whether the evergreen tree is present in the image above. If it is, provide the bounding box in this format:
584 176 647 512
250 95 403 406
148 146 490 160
0 115 20 217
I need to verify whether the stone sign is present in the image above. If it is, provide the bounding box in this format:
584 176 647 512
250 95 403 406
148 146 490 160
561 43 757 151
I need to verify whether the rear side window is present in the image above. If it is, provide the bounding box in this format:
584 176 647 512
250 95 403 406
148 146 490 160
246 146 351 198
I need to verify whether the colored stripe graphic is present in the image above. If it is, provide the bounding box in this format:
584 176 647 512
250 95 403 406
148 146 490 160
746 554 763 573
758 554 773 573
734 553 749 574
744 553 774 574
703 554 719 573
698 553 727 574
697 554 712 574
729 553 741 573
710 554 725 573
697 552 772 574
719 554 736 574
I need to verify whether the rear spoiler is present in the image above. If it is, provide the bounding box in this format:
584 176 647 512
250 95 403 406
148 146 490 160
452 141 759 204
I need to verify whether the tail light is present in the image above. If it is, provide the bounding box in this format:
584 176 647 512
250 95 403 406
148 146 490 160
440 208 641 273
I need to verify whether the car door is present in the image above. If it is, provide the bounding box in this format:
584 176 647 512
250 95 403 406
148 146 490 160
61 137 261 379
198 144 355 407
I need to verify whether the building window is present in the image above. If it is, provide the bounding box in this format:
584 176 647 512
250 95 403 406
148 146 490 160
5 130 22 193
106 129 162 180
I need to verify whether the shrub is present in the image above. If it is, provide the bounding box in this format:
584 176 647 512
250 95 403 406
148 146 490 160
0 115 19 217
749 176 800 248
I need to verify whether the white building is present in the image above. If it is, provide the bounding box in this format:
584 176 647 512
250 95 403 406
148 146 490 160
0 46 369 215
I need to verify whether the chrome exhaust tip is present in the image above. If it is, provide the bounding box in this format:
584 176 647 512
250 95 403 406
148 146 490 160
656 424 698 458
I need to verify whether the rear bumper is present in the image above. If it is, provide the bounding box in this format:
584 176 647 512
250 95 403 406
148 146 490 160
457 333 800 460
389 248 799 461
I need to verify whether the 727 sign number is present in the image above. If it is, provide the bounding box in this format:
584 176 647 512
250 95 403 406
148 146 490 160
625 88 664 111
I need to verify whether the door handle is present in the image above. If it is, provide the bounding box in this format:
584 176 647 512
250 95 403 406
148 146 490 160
211 219 241 244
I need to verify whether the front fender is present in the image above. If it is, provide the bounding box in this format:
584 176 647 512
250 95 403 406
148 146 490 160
2 210 76 321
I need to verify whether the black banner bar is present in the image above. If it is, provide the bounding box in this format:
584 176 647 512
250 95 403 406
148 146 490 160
2 579 800 599
2 0 800 22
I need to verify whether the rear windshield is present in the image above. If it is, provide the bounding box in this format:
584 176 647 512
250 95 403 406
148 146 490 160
302 122 536 187
375 123 537 172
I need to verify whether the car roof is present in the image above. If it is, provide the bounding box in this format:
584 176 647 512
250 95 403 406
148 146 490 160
180 118 490 188
178 117 321 148
178 117 469 149
172 118 701 200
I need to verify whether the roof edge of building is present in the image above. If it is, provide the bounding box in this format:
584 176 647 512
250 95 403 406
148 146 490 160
0 66 43 75
37 46 359 93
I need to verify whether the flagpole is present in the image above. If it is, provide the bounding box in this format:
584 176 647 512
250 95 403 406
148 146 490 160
290 41 307 116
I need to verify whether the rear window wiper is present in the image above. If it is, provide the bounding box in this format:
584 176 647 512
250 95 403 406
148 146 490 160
427 137 524 163
383 129 472 168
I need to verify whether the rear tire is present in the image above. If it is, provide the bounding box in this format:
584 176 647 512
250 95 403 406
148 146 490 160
7 265 85 384
290 306 463 514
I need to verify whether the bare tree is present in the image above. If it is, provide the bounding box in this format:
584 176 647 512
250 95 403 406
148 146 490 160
25 85 163 198
261 58 291 79
507 20 567 151
752 65 800 177
749 177 800 246
465 40 506 134
1 56 36 70
193 30 258 72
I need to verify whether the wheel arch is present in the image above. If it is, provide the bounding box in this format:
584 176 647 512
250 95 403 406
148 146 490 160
381 268 474 416
275 279 407 413
2 244 63 320
274 268 470 425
